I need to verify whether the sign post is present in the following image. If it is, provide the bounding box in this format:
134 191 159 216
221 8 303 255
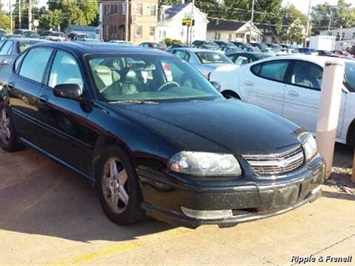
316 60 344 179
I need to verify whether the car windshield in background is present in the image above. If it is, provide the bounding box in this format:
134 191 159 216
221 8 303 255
87 54 222 102
344 61 355 92
195 51 232 64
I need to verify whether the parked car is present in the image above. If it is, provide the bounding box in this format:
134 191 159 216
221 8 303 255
227 52 272 66
231 42 256 52
0 37 44 65
191 40 220 50
109 40 134 45
67 32 88 41
40 31 66 41
13 29 39 38
298 48 318 55
209 54 355 147
168 47 234 78
0 42 325 228
138 42 167 51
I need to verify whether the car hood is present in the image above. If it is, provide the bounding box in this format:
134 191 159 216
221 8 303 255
108 99 301 155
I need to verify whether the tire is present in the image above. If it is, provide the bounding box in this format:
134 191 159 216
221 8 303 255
0 102 21 152
95 145 145 225
347 124 355 149
222 91 240 99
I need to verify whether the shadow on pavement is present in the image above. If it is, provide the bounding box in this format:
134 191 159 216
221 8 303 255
0 149 176 243
321 143 354 201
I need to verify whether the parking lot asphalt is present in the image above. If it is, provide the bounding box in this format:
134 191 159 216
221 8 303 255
0 145 354 265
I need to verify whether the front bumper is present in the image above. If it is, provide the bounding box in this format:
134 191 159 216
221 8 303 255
138 156 325 228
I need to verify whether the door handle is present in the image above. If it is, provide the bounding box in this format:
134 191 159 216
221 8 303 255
245 81 254 86
288 91 299 97
38 95 48 104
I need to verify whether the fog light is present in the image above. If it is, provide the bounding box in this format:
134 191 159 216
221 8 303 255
311 185 321 195
181 207 233 220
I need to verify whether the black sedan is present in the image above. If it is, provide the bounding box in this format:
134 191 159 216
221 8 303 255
227 52 272 66
0 42 325 228
0 38 44 65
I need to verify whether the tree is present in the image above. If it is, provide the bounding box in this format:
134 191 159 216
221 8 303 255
311 0 355 33
39 9 63 31
44 0 98 30
287 18 306 44
0 1 12 32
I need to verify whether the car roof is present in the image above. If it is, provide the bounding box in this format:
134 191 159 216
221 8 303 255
257 54 354 65
170 47 221 53
30 41 169 56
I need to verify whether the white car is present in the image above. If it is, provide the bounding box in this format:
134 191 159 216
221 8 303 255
209 54 355 147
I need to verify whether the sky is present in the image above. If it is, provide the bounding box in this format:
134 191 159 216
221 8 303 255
282 0 352 15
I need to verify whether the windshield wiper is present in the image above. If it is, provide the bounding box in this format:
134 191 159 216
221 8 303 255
109 100 159 104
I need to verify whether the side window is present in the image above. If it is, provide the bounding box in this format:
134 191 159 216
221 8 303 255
0 41 13 55
290 61 322 90
251 60 289 82
19 47 52 83
48 50 84 89
174 51 189 62
14 52 27 73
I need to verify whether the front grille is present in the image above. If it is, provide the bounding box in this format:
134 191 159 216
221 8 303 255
243 146 304 175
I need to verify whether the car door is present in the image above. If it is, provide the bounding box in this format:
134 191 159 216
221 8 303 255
238 60 289 115
283 60 346 137
7 47 53 146
36 49 93 175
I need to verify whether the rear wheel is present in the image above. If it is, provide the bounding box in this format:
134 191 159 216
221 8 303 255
95 145 145 225
346 123 355 148
0 102 21 152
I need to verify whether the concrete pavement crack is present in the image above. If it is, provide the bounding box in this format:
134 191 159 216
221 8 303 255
290 233 355 266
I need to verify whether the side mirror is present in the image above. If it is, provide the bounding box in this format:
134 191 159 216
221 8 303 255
53 83 81 100
210 81 221 92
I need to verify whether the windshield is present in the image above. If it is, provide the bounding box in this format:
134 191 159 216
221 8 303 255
195 51 232 64
344 61 355 92
87 54 223 102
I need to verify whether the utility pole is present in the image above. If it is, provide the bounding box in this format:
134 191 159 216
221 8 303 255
189 0 194 45
18 0 21 29
9 0 12 32
28 0 32 30
251 0 255 23
305 0 312 47
125 0 129 41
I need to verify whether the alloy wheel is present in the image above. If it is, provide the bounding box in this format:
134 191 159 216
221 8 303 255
0 107 11 145
102 157 129 214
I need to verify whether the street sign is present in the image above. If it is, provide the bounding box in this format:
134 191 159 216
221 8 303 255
182 19 194 26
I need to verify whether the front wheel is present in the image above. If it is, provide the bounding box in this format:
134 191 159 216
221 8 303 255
0 102 21 152
95 145 145 225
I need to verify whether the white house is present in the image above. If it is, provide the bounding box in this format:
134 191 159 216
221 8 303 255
319 27 355 51
158 3 208 43
207 19 262 43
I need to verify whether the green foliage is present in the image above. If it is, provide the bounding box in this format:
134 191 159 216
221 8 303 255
287 18 306 44
0 14 11 32
163 38 182 46
45 0 98 30
39 9 63 30
311 0 355 32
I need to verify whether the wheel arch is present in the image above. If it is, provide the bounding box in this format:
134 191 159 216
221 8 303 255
221 90 241 99
346 119 355 148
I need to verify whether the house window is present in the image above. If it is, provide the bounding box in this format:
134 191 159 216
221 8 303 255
342 32 345 38
228 33 232 41
135 26 142 38
353 32 355 38
150 26 155 36
214 32 220 40
150 5 156 16
114 4 118 14
136 3 143 16
328 32 332 36
122 2 126 15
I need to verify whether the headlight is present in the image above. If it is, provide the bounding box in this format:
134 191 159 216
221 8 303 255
168 151 242 177
299 133 317 162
